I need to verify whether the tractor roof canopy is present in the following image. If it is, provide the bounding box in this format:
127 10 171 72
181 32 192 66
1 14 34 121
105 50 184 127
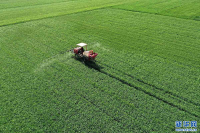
77 43 87 47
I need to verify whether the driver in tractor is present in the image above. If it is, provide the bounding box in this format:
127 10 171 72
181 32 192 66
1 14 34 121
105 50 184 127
78 47 85 54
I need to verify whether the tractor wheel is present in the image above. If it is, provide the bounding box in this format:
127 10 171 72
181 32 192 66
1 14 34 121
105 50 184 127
75 54 79 58
83 57 86 63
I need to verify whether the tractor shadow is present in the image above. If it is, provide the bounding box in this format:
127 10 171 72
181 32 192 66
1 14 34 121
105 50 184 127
71 56 103 71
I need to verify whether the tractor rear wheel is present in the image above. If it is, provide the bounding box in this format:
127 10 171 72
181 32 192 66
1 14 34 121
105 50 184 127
83 57 86 63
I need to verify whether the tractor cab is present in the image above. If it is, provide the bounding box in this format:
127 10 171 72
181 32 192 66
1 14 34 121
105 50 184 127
73 43 87 54
73 43 98 61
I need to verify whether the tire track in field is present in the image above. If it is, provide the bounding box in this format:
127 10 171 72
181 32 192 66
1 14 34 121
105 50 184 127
95 59 199 118
94 66 199 118
98 62 200 117
98 61 200 107
94 45 200 107
88 45 199 117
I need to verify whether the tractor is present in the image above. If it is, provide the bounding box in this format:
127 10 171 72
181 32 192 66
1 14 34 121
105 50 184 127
72 43 98 61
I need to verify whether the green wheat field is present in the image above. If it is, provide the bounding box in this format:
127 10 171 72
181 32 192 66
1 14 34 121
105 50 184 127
0 0 200 132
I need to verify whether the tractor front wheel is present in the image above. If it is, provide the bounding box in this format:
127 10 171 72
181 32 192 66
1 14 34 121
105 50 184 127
75 54 79 58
